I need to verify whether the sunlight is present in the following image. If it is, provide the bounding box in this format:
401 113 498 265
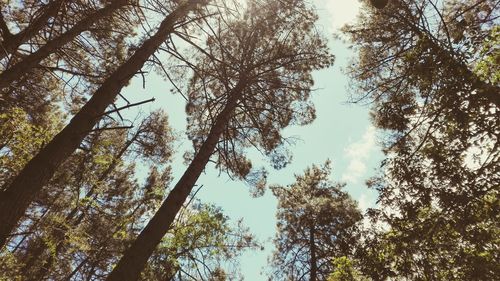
322 0 362 31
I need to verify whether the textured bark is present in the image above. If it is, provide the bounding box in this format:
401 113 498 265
0 0 65 60
0 1 199 249
0 0 128 89
106 81 247 281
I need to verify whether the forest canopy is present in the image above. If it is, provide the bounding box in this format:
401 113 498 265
0 0 498 280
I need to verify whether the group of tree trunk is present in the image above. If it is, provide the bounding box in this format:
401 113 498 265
333 0 499 280
269 0 499 280
1 0 498 280
1 0 332 279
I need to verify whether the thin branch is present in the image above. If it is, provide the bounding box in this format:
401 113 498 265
100 97 156 117
88 125 133 133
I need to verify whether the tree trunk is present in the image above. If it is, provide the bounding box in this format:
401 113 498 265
0 0 199 249
0 0 65 60
309 224 317 281
0 0 128 89
105 80 247 281
20 136 136 278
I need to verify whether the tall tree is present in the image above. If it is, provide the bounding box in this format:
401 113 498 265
269 161 362 281
106 0 333 279
0 0 65 60
0 0 140 126
0 0 132 89
343 0 499 279
0 109 174 280
0 0 205 249
141 202 260 281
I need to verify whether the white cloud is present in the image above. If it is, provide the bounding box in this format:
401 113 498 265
357 192 375 212
322 0 362 32
341 126 376 183
357 192 379 229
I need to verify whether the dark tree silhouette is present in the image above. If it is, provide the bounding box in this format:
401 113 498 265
0 0 204 249
106 0 333 280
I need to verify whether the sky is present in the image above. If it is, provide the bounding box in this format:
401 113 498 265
122 0 383 279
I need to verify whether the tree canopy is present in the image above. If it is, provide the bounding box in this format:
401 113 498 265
339 0 499 279
0 0 498 280
270 161 362 281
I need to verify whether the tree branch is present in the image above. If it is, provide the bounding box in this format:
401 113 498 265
101 97 156 117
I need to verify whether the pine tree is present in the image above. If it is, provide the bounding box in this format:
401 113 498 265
0 0 206 249
270 161 362 281
106 0 333 279
343 0 499 278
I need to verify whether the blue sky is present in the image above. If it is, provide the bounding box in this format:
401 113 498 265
121 0 382 279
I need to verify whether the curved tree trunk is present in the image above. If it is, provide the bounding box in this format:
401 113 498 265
0 0 200 249
0 0 65 60
106 80 247 281
0 0 128 89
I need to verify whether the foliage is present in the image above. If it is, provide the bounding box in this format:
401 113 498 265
343 0 500 279
0 110 175 280
0 107 62 188
0 0 140 123
178 0 334 192
141 202 260 280
474 26 500 83
270 161 362 281
328 257 369 281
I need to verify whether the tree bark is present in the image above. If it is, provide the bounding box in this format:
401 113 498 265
0 0 128 89
20 135 136 279
0 0 200 249
0 0 65 60
105 80 247 281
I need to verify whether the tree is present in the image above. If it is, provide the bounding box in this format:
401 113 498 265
328 256 369 281
342 0 499 278
1 0 140 126
269 161 362 281
0 110 174 280
0 0 205 248
106 0 333 279
0 0 132 89
0 0 65 60
141 202 260 281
